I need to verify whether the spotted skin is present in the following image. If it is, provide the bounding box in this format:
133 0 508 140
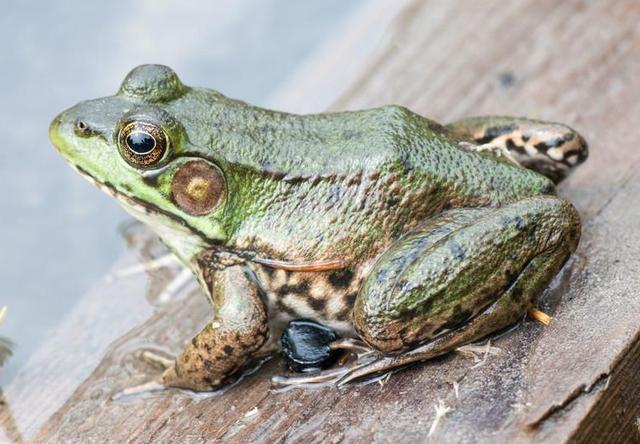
251 263 366 338
161 264 269 391
447 116 589 183
353 197 580 353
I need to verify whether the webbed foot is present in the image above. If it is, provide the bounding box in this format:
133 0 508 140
271 338 383 389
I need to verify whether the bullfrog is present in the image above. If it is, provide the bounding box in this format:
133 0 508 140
49 65 587 391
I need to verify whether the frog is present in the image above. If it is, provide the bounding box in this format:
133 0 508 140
49 64 587 391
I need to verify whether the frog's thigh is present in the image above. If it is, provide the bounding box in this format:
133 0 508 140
161 265 269 391
353 196 580 353
447 116 588 183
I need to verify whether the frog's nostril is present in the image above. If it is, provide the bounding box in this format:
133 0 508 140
74 118 93 137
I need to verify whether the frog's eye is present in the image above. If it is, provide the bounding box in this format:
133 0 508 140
118 121 168 168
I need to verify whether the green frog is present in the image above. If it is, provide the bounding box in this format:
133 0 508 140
50 65 587 391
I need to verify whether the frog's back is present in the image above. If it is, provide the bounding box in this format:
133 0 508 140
198 100 552 202
176 94 415 179
176 93 552 200
176 92 554 261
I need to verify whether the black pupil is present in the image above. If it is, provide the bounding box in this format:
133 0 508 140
126 131 156 154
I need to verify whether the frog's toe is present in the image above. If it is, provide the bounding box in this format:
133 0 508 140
113 378 166 400
271 341 383 390
271 365 355 389
329 337 373 354
139 349 175 370
335 356 403 386
274 353 397 388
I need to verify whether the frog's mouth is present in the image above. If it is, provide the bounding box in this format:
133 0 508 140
70 163 212 244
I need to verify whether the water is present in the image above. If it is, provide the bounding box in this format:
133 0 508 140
0 0 363 385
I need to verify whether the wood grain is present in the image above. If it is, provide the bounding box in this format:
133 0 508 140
3 0 639 442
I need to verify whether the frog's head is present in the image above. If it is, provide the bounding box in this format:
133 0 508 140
50 65 231 257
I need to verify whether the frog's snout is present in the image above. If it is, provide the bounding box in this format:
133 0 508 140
50 110 79 154
49 104 104 157
49 111 68 154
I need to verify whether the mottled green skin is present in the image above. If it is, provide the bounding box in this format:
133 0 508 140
50 65 583 390
354 197 579 351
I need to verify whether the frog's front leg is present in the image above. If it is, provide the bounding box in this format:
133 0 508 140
342 196 580 383
447 116 588 183
160 264 269 391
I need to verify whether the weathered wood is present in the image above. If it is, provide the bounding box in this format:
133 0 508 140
3 0 639 442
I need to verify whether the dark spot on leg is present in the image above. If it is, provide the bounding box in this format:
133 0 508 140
308 296 327 313
475 124 517 144
223 345 235 355
276 300 300 317
421 297 435 315
344 292 357 306
450 309 472 325
386 197 400 208
328 269 354 289
433 309 473 335
535 137 563 151
511 286 523 302
506 138 527 154
398 295 435 321
279 280 311 297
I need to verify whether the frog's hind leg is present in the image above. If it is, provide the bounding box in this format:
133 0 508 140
341 196 580 385
338 243 572 384
447 116 588 183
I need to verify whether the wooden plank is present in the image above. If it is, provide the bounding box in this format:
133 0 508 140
2 0 639 442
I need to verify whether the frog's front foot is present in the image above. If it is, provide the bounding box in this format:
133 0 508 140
118 265 269 395
113 350 175 398
115 353 221 398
